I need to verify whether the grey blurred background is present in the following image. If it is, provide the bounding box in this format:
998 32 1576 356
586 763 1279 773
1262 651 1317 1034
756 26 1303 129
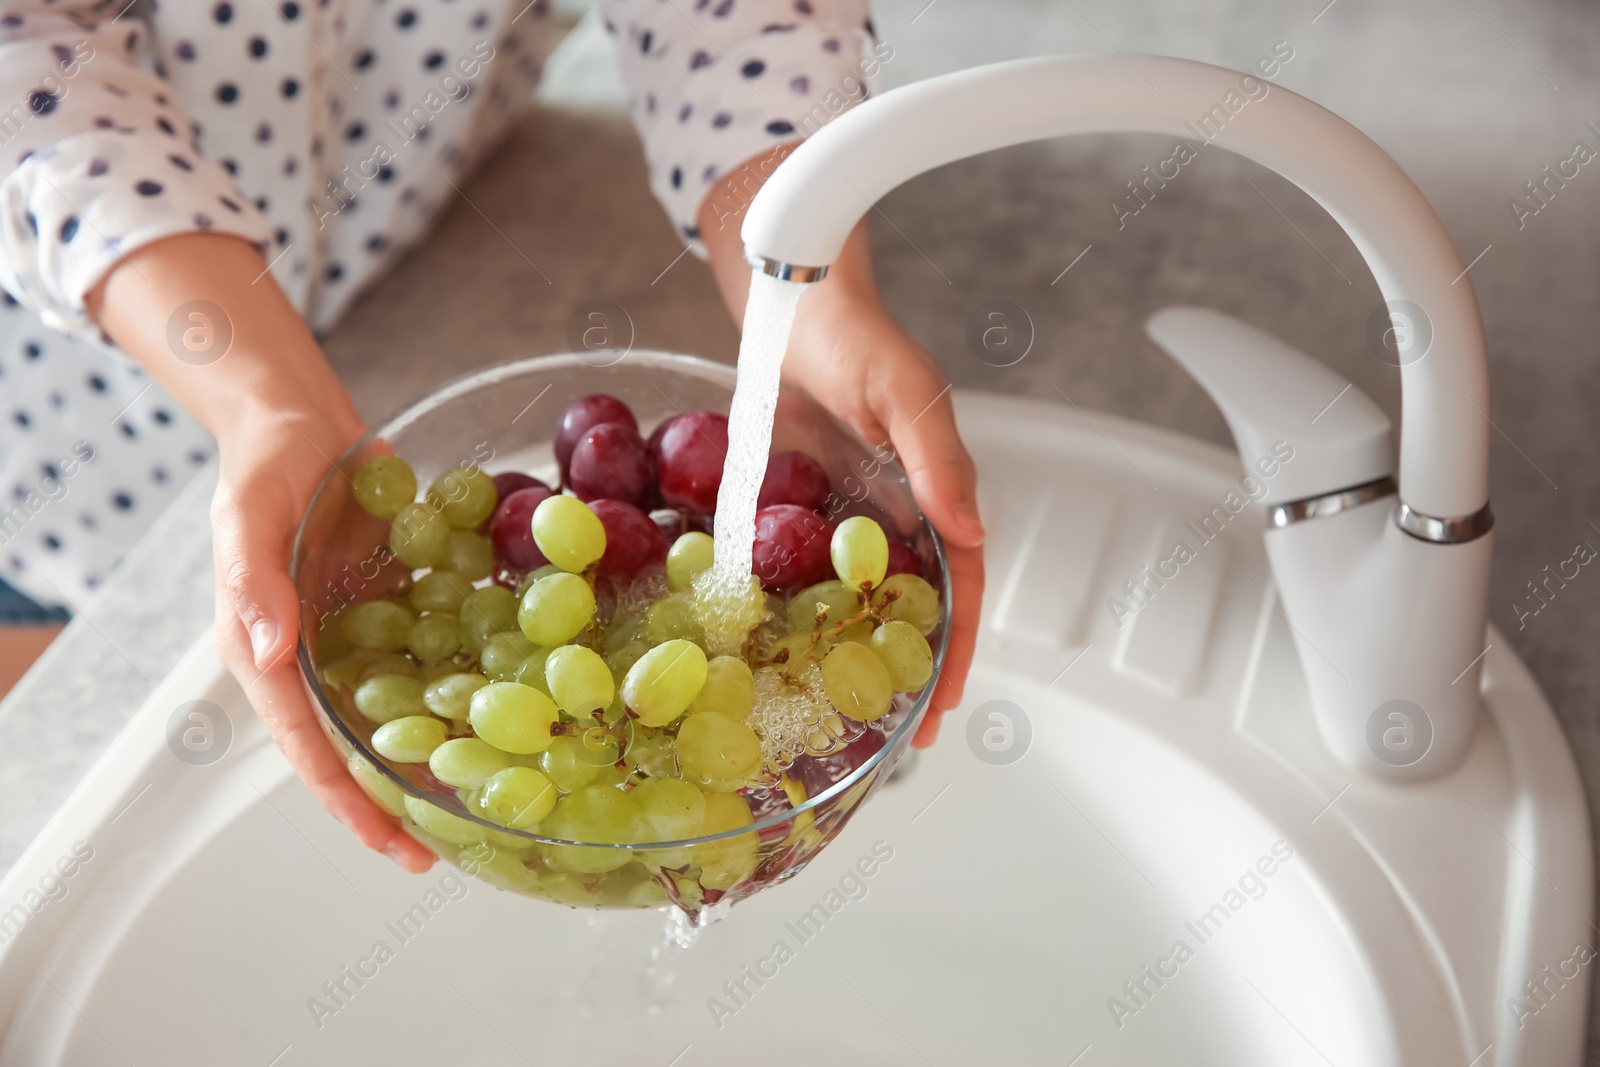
3 0 1597 1056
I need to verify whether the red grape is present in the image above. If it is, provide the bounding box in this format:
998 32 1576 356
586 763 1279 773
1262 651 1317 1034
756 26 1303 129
650 508 686 543
488 486 554 570
657 410 729 514
751 504 833 591
758 450 831 512
646 415 677 460
568 422 652 505
790 723 884 798
491 471 549 501
885 538 924 579
555 395 637 484
590 499 668 585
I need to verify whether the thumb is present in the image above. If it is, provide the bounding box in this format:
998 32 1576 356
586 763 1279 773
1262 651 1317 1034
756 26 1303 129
212 483 302 672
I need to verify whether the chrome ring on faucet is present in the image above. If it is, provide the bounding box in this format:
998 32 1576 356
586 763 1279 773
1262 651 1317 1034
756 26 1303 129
746 253 830 283
1266 476 1397 529
1394 500 1494 544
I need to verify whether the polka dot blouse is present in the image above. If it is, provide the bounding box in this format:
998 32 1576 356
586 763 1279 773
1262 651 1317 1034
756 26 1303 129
0 0 877 610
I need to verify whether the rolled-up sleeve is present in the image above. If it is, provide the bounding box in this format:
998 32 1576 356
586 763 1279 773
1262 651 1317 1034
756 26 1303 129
0 1 269 342
599 0 882 253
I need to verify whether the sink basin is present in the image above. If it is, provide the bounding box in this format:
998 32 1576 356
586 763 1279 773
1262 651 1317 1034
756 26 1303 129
0 391 1586 1065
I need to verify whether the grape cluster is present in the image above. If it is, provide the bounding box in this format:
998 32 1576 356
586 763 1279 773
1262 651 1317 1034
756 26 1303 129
316 394 942 910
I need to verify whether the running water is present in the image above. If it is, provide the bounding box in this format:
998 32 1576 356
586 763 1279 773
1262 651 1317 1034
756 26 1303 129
694 270 806 654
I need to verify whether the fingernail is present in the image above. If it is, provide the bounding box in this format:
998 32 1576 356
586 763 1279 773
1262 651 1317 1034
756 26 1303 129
249 618 278 667
382 842 407 866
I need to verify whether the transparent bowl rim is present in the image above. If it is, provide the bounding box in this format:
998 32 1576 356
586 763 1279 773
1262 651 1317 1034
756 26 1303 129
292 350 953 851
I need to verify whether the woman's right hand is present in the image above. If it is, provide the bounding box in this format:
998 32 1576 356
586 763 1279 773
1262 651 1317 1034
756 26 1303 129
89 233 436 873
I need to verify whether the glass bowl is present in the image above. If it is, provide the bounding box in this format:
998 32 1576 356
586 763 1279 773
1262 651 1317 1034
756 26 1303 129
290 352 950 915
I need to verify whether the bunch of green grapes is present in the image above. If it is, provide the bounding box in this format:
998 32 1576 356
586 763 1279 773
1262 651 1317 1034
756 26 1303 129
317 443 942 908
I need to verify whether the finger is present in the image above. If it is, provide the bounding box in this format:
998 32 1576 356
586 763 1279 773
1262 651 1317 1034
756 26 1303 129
218 612 437 872
913 540 983 749
211 482 303 672
877 373 985 551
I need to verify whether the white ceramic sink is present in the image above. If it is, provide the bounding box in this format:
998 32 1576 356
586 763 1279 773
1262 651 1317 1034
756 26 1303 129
0 391 1588 1065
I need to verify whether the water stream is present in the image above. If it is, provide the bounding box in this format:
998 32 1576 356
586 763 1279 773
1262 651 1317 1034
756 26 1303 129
695 270 806 653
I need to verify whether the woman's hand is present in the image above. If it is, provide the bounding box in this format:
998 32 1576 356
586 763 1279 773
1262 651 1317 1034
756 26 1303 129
699 158 986 748
89 233 436 872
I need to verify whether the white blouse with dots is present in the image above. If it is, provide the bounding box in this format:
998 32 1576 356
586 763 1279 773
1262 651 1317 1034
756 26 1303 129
0 0 876 610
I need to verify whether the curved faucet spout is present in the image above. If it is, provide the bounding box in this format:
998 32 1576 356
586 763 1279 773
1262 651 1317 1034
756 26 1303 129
744 55 1497 781
741 54 1488 521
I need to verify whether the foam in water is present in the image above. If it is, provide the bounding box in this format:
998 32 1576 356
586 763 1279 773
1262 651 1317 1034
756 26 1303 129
695 270 806 654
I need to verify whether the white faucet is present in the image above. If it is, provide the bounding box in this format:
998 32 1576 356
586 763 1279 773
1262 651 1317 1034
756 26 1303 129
743 55 1493 781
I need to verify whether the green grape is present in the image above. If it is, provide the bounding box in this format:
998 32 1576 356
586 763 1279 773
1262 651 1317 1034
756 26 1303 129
420 659 461 683
352 455 417 520
480 631 537 681
689 792 759 890
424 672 490 720
633 777 706 843
689 656 755 722
545 645 614 716
871 573 942 636
372 715 449 763
531 495 606 572
518 571 596 646
403 794 487 846
627 879 671 907
870 620 934 691
410 570 476 614
427 466 498 529
767 631 823 678
390 503 450 568
543 785 639 873
606 639 652 683
785 579 862 634
429 737 513 789
820 641 894 721
354 673 427 723
666 531 714 591
539 735 603 792
342 599 416 652
622 730 680 779
602 611 644 653
348 753 406 816
457 585 519 653
313 607 355 662
508 647 552 693
357 652 423 684
642 591 705 644
623 639 708 727
831 515 890 591
515 563 562 599
407 613 460 660
677 712 763 785
457 841 537 892
439 529 494 582
469 681 560 754
479 767 558 828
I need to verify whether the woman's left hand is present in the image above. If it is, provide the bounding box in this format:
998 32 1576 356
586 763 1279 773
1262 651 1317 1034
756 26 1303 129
782 275 986 748
698 169 985 748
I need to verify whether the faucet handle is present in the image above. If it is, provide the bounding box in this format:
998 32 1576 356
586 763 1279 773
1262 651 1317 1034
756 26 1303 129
1146 306 1393 501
